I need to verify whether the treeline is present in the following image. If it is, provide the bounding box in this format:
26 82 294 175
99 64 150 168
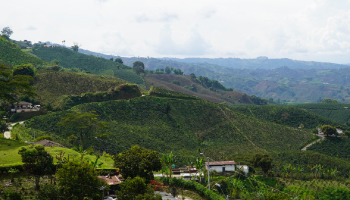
146 66 184 75
31 47 143 84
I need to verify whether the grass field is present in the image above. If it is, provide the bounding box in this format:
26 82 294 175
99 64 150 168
0 138 114 168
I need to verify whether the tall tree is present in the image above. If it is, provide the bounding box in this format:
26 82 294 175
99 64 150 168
56 161 108 199
114 145 162 183
133 61 145 75
18 145 54 190
57 111 108 150
116 177 162 200
321 125 337 137
165 66 172 74
250 153 273 177
71 43 80 52
1 27 13 39
115 58 123 64
0 64 36 102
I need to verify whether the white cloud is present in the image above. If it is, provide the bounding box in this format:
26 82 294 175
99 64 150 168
2 0 350 63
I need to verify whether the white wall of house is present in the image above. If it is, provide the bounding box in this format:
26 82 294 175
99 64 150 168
209 165 235 172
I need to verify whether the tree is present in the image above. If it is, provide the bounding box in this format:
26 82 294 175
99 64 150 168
321 98 338 104
71 43 80 52
110 57 113 61
250 153 273 177
0 64 36 102
0 111 9 137
115 58 123 64
73 145 94 161
56 161 108 200
116 177 162 200
133 61 145 75
189 73 196 79
57 111 108 150
183 157 196 180
321 125 337 137
161 152 176 178
18 145 54 190
165 66 172 74
1 27 13 39
114 145 162 183
13 64 35 77
344 131 350 138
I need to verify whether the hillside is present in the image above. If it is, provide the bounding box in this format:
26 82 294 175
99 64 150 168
0 37 47 66
20 96 314 160
294 103 350 125
31 47 143 84
306 137 350 162
32 71 142 110
144 74 251 104
231 105 343 129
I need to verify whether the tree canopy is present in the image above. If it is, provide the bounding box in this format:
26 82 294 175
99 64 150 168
250 153 273 176
116 177 162 200
321 125 337 137
57 111 108 150
1 27 13 39
114 145 162 183
133 61 145 75
18 145 54 190
115 58 123 64
13 63 35 77
0 63 36 102
56 161 108 200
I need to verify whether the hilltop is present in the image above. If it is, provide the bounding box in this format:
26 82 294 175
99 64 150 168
19 95 314 160
31 46 143 84
0 37 46 66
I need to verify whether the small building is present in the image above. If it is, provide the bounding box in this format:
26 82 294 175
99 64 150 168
205 161 236 173
12 101 40 113
98 172 124 195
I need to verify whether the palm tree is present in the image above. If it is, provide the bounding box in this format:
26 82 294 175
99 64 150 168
183 157 196 180
73 145 93 161
194 158 205 182
162 152 176 178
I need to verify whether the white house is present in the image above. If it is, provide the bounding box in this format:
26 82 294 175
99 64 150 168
205 161 236 173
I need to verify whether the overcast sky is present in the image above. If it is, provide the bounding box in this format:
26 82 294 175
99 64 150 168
2 0 350 63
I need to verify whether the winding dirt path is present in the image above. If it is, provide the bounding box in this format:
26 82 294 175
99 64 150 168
301 135 325 151
3 121 24 139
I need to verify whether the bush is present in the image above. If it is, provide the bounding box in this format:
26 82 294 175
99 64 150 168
35 135 53 142
13 63 35 77
37 184 60 200
157 177 225 199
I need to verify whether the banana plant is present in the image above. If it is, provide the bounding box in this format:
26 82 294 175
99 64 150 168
73 145 94 161
183 157 196 180
195 158 205 182
161 152 176 178
89 156 103 169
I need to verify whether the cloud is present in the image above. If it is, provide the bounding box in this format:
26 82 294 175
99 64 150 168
202 9 216 19
25 26 37 30
135 13 178 23
155 25 211 56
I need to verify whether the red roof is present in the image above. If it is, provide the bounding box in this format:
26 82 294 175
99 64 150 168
205 161 236 166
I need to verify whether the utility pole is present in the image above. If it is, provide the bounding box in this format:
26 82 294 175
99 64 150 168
207 156 210 190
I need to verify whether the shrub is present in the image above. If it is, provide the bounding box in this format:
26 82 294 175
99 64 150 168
34 135 53 142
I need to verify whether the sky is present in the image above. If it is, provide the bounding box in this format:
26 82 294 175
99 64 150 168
2 0 350 63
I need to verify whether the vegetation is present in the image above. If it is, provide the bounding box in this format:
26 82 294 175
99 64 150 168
114 145 162 183
22 96 314 160
18 145 54 190
116 177 162 200
31 47 143 84
0 37 46 66
231 104 342 129
12 64 35 77
56 161 108 200
307 137 350 161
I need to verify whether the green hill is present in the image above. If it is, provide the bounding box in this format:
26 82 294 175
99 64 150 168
18 95 314 160
231 105 342 129
0 138 114 168
145 74 251 105
31 47 143 84
0 37 47 66
294 103 350 125
32 71 142 110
